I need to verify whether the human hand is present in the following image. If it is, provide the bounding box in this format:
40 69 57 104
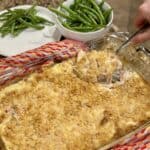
132 0 150 44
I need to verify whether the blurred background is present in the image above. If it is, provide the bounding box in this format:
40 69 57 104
108 0 142 31
0 0 149 47
105 0 149 48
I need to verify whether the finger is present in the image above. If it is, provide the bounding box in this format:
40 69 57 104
135 13 145 28
132 28 150 44
135 2 150 28
141 2 150 23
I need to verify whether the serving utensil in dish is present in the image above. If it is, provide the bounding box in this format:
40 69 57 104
116 23 150 84
87 24 150 85
116 23 150 53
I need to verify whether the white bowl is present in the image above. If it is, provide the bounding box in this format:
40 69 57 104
54 0 113 42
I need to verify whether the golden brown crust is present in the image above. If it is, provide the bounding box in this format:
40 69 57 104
0 42 149 150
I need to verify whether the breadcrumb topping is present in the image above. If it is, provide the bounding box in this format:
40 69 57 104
0 42 149 150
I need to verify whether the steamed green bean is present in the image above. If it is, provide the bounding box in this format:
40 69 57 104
48 0 112 33
0 5 54 37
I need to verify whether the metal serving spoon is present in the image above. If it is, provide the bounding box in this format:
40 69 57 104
116 23 150 84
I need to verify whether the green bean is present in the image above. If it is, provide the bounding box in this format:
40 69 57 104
73 0 78 9
74 0 82 9
70 4 75 10
11 25 27 36
0 5 53 37
76 0 82 5
13 9 26 15
0 27 11 37
94 25 105 31
11 22 16 35
103 8 112 23
86 1 93 7
62 21 94 32
61 21 73 30
61 5 91 25
76 10 93 24
14 24 27 30
13 28 25 36
0 27 9 32
48 6 73 20
72 26 94 32
0 11 9 18
35 16 54 25
0 18 7 21
72 26 94 30
71 23 81 27
82 9 98 22
60 4 77 18
79 24 84 27
88 14 97 25
78 4 102 24
1 11 22 28
47 0 111 33
26 5 37 15
77 15 92 26
18 18 44 30
88 0 106 24
1 18 15 28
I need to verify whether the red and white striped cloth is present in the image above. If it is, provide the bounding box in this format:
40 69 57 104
112 126 150 150
0 39 87 85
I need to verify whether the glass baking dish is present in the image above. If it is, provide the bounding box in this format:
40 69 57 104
0 33 149 150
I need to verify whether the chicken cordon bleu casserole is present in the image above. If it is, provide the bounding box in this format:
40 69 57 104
0 41 150 150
